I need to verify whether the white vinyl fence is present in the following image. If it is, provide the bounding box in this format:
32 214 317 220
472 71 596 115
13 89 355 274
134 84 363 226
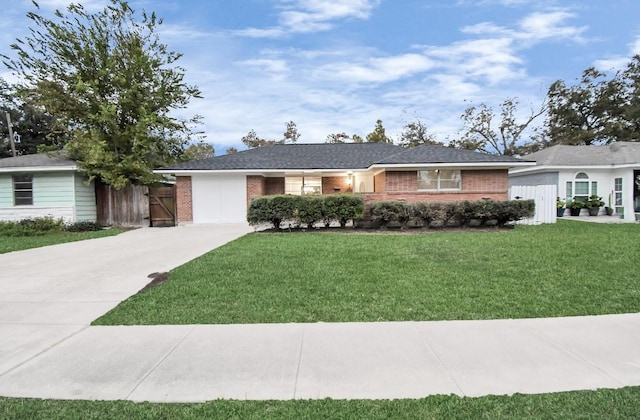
510 184 557 225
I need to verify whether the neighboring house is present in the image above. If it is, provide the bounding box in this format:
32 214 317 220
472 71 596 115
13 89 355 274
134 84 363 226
0 154 97 223
509 142 640 221
157 143 534 224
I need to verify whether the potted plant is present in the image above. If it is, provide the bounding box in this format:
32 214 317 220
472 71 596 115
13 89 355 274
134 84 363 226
585 194 604 216
567 198 583 216
556 197 566 217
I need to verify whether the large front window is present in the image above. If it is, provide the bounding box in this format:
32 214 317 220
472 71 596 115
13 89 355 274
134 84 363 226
13 174 33 206
285 177 321 195
568 172 597 203
417 170 461 191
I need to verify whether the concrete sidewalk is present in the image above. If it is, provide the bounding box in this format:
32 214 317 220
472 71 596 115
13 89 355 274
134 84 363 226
0 314 639 402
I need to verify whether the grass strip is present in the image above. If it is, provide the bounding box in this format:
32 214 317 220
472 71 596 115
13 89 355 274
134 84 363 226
2 387 639 419
95 221 640 325
0 229 126 254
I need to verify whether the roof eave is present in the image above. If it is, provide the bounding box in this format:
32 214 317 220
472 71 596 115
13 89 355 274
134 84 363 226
0 165 77 173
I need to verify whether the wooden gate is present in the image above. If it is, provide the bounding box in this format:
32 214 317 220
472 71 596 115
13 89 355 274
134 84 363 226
149 186 176 227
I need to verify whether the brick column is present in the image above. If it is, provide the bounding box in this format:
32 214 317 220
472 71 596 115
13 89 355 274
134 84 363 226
175 176 193 223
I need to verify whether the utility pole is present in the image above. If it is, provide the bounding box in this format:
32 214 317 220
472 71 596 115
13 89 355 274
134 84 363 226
5 112 17 157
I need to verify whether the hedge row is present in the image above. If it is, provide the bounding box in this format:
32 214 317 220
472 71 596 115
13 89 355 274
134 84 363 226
0 216 104 236
247 194 364 229
369 199 535 228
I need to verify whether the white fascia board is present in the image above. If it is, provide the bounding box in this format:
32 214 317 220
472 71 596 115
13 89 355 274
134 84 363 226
0 166 77 173
368 161 536 171
509 163 638 175
154 168 368 176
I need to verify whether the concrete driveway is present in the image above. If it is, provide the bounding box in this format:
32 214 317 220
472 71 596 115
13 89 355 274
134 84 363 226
0 223 252 375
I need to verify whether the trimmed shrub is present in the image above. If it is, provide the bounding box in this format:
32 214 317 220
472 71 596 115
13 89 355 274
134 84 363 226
370 201 413 228
247 195 297 230
324 194 365 228
296 195 324 228
64 221 104 232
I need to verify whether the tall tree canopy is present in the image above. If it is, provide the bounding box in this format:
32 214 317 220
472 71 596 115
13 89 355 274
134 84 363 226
398 119 442 147
544 55 640 145
241 121 300 148
450 98 546 156
0 78 62 158
2 0 202 188
365 119 392 143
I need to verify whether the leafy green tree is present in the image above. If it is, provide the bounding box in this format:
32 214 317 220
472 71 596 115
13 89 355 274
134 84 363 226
242 121 300 148
451 98 546 155
545 68 623 146
351 134 364 143
0 78 62 158
326 132 350 143
182 141 214 161
398 119 442 147
2 1 202 188
282 120 300 143
365 119 392 143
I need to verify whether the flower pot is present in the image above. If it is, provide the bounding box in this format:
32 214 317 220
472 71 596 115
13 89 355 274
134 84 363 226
557 208 565 217
569 207 582 216
587 207 600 216
605 207 614 216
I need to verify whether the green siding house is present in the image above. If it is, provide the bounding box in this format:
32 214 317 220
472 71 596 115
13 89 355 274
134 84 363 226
0 154 96 222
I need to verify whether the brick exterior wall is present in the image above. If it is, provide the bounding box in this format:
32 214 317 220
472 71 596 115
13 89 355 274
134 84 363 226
265 177 285 195
374 172 386 192
385 171 417 192
246 175 265 208
175 176 193 223
361 169 510 216
322 176 352 194
462 169 508 192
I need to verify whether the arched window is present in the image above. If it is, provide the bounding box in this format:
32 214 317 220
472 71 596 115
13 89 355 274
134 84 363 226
565 172 597 203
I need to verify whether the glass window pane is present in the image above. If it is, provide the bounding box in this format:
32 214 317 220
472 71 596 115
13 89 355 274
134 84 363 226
285 177 303 195
575 181 589 195
565 181 572 200
615 178 622 191
437 170 461 189
302 177 322 195
591 181 598 196
417 171 437 190
575 172 589 179
13 175 33 206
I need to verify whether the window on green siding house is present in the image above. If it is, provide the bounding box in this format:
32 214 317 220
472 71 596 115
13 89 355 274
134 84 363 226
13 175 33 206
417 170 461 190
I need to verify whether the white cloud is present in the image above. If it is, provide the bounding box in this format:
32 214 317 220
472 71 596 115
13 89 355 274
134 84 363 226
234 0 381 38
315 53 434 83
518 11 586 42
594 36 640 72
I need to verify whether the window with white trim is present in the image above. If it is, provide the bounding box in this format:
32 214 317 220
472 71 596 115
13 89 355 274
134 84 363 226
417 170 461 191
569 172 597 203
614 177 623 211
13 174 33 206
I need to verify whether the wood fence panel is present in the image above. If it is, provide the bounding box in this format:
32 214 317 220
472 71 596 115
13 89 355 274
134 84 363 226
96 183 150 227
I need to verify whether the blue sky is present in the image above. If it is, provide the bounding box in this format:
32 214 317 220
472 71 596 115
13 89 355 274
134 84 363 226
3 0 640 153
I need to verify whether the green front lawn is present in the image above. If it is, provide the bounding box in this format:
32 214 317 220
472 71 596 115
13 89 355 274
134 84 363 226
95 221 640 325
2 387 640 419
0 229 126 254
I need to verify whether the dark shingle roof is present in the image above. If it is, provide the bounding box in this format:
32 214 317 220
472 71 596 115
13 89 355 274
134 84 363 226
524 142 640 166
160 143 530 171
0 153 76 169
375 144 529 164
161 143 404 170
